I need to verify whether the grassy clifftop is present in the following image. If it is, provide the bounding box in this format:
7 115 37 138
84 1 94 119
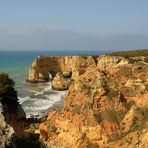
110 49 148 57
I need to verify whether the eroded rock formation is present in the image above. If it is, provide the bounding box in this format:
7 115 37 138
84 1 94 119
0 73 46 148
97 55 129 71
51 72 70 91
0 111 14 147
26 55 96 83
37 55 148 147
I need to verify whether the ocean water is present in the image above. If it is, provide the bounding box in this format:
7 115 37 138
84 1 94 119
0 50 106 118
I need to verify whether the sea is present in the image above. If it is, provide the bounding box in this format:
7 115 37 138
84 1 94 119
0 50 108 118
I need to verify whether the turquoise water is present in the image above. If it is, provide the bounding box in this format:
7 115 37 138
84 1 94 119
0 50 106 89
0 50 106 118
0 50 106 81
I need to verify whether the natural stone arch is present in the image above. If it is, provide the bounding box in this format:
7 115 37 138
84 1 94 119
26 56 96 83
38 71 49 82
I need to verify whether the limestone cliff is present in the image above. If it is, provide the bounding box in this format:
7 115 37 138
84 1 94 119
0 73 46 148
26 55 96 83
37 55 148 147
97 55 129 71
0 111 14 147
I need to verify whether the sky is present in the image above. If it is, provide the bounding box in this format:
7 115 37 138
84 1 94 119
0 0 148 51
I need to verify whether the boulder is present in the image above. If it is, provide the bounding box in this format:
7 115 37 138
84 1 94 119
52 73 69 91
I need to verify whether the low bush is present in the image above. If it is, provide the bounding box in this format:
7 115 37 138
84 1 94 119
0 73 18 103
107 88 119 101
110 49 148 57
95 108 124 125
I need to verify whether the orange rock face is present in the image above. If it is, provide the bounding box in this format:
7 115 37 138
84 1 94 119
26 55 96 83
51 72 70 90
37 55 148 147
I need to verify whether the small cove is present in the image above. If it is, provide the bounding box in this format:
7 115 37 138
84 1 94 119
0 50 107 118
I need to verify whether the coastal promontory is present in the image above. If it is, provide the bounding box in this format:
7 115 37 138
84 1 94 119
25 49 148 147
1 50 148 147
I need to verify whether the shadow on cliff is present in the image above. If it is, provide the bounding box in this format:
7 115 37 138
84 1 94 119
0 73 46 148
1 97 46 148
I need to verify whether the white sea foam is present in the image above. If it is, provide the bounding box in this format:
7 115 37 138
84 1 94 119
34 91 44 96
22 100 53 111
43 86 52 92
18 96 30 104
18 83 67 118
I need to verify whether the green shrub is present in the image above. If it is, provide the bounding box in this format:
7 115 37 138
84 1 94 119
0 73 15 87
128 58 142 63
145 84 148 92
95 109 124 124
107 89 119 101
123 100 135 110
144 58 148 63
143 107 148 120
47 124 57 133
109 49 148 57
104 109 123 124
0 73 18 103
86 143 99 148
137 66 142 70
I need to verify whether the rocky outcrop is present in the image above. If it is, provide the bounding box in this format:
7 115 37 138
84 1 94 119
51 73 70 91
38 55 148 147
26 55 96 83
0 105 46 148
107 129 148 148
38 65 121 146
97 55 129 71
70 56 96 80
0 73 47 148
0 111 14 147
26 56 63 83
120 105 144 133
1 103 26 138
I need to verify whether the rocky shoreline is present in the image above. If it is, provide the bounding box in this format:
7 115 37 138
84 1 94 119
0 50 148 147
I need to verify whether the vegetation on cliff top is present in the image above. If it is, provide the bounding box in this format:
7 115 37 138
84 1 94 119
0 73 18 103
110 49 148 57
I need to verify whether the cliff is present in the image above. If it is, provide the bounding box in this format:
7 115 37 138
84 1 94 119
33 54 148 147
1 52 147 147
0 73 46 148
26 55 96 83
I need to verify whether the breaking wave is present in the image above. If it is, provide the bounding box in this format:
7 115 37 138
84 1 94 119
18 82 67 118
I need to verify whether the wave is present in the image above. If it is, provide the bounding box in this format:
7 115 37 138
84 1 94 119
18 96 30 104
18 84 67 118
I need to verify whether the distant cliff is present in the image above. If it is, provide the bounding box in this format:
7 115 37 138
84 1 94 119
26 55 96 83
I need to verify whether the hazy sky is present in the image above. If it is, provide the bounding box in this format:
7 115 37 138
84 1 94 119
0 0 148 51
